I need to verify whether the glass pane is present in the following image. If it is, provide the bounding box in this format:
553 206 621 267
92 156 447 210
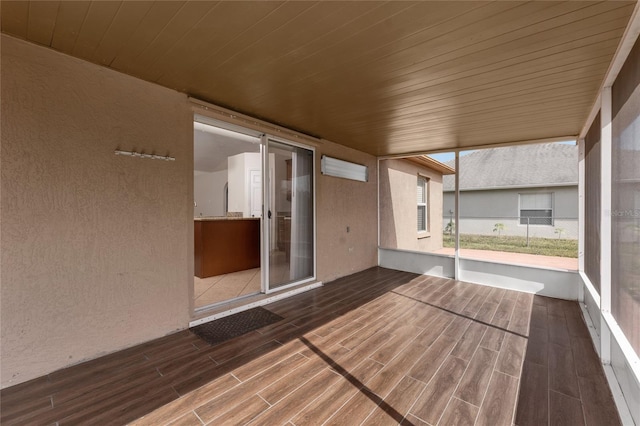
417 206 426 231
520 193 552 209
417 177 426 203
519 209 553 225
268 140 314 289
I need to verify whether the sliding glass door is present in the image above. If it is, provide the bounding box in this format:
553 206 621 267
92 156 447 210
265 139 315 291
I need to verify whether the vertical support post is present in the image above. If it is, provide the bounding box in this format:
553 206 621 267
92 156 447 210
377 158 380 250
261 135 269 294
578 138 586 303
454 151 460 280
600 86 613 365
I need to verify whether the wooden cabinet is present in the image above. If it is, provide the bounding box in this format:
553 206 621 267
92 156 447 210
194 219 260 278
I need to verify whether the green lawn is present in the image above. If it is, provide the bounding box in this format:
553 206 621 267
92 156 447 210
443 234 578 258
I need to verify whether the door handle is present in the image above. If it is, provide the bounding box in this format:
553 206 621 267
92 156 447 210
268 210 272 219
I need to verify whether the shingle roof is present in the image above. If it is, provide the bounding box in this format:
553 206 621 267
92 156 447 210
442 143 578 191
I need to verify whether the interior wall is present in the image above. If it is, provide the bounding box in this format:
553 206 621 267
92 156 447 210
194 170 227 217
227 152 261 217
315 143 378 283
379 159 444 252
0 36 193 388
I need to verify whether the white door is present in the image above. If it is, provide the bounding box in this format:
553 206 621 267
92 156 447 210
250 169 261 218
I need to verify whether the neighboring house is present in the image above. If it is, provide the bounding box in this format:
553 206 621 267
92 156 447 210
442 143 579 240
380 156 455 252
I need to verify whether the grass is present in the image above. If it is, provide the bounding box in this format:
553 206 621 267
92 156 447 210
443 233 578 258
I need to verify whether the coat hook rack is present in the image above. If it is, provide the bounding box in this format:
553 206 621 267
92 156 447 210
114 149 175 161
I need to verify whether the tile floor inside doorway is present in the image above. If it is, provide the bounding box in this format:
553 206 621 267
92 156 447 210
195 268 261 308
194 250 296 309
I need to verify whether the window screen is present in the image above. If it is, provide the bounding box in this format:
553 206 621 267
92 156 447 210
519 193 553 225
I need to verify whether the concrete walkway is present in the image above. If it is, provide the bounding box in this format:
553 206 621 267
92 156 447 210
434 247 578 270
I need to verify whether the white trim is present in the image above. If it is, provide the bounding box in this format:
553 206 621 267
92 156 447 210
600 86 613 365
602 311 640 382
579 2 640 139
190 97 321 146
261 135 269 294
580 275 640 425
454 152 460 280
580 271 602 307
579 301 601 357
603 365 636 426
377 158 381 248
601 2 640 88
268 134 316 151
192 112 318 309
313 142 317 285
417 175 428 232
194 114 264 139
265 276 317 295
579 94 602 142
189 281 323 327
577 138 586 303
264 137 317 292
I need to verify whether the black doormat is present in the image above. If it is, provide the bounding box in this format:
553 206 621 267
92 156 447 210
190 307 284 346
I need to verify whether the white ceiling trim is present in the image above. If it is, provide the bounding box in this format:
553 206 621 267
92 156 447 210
190 97 322 147
579 0 640 140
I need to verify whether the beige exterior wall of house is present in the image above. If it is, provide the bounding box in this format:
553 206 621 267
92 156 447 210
316 144 378 283
0 35 378 388
1 36 194 388
379 159 444 252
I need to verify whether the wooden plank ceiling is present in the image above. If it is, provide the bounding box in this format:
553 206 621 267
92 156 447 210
1 1 635 156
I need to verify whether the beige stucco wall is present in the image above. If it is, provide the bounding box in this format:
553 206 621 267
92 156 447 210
379 159 444 252
0 35 379 388
315 143 378 283
1 36 193 388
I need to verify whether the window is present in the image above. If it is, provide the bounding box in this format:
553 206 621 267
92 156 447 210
519 192 553 225
417 176 428 232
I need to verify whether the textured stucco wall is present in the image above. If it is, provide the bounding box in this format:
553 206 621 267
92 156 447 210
1 35 380 388
379 159 444 252
1 36 193 388
315 142 378 283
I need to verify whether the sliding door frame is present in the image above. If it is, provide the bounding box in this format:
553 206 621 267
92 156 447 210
262 135 317 294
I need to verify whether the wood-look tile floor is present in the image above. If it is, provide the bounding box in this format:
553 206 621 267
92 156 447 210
1 267 620 426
